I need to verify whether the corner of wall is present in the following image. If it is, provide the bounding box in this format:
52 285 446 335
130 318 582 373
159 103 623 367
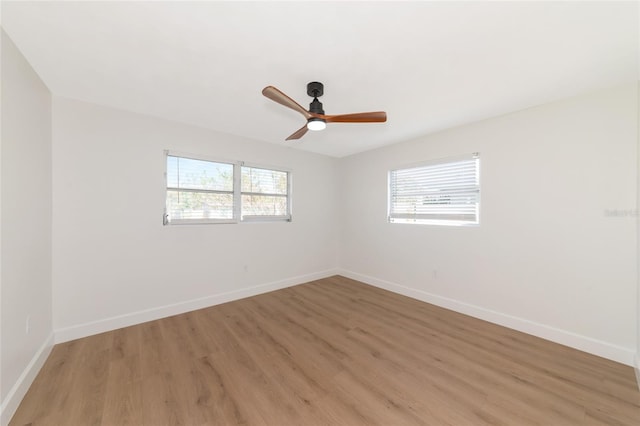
1 29 55 426
0 333 54 426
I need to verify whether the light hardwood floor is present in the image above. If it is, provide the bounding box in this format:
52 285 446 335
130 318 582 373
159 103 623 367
10 275 640 425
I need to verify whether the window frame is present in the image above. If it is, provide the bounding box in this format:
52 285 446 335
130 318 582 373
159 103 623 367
163 151 292 225
388 153 480 227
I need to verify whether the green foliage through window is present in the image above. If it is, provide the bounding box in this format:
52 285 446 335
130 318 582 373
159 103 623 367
241 166 288 218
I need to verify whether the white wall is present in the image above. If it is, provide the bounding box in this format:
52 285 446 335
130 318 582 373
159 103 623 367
339 83 638 365
52 98 339 341
636 80 640 384
50 84 640 366
0 31 54 424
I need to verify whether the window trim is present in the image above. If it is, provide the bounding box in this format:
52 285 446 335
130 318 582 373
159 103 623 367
388 153 480 227
164 151 292 225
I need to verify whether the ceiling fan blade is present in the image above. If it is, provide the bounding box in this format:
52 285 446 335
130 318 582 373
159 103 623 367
285 124 309 141
322 111 387 123
262 86 312 119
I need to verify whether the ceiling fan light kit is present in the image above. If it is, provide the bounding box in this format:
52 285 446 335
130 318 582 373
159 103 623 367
262 81 387 141
307 118 326 131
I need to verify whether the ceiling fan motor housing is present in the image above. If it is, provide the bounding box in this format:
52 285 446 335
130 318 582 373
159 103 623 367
307 82 325 115
309 98 324 115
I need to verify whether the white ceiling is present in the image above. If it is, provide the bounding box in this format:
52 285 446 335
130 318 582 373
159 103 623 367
2 1 638 157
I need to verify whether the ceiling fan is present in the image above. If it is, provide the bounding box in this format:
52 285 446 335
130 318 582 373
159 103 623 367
262 82 387 141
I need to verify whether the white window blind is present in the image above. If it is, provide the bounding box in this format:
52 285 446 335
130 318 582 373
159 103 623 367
165 154 236 224
389 154 480 226
164 152 292 225
241 166 291 221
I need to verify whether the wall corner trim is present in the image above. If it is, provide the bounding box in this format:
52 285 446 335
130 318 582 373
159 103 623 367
337 269 636 367
0 332 54 426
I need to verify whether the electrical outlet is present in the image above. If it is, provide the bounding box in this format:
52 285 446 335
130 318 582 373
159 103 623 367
26 316 31 334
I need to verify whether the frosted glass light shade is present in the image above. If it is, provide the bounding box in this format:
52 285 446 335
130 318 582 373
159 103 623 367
307 118 326 131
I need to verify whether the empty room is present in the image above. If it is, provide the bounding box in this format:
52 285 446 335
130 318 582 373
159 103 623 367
2 1 640 425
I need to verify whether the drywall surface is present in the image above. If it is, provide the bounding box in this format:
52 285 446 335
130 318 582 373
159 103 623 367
1 31 53 424
339 83 638 364
52 98 339 339
636 80 640 384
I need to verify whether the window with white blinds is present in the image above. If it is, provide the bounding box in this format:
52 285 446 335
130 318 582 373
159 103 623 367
241 166 291 221
388 153 480 226
165 154 236 224
164 151 291 225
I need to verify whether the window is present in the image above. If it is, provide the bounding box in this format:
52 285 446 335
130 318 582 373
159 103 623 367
165 154 235 224
388 153 480 226
164 151 291 224
241 166 290 221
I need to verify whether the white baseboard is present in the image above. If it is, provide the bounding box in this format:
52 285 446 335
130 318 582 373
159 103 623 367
338 269 636 367
634 355 640 391
55 269 340 344
1 332 54 426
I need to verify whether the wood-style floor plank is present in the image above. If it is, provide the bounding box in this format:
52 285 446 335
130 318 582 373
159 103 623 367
9 276 640 425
